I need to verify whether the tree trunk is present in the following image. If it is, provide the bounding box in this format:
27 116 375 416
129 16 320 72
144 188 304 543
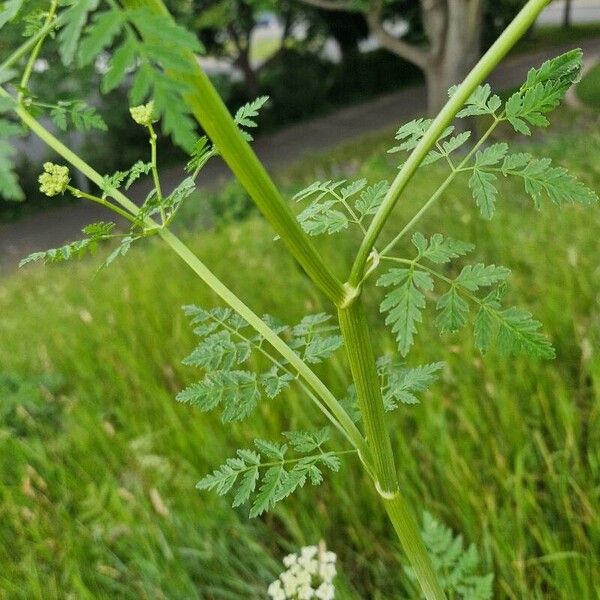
423 0 483 114
563 0 572 28
236 49 260 98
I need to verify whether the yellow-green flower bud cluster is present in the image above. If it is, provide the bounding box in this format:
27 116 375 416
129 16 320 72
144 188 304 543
38 162 70 197
129 101 156 126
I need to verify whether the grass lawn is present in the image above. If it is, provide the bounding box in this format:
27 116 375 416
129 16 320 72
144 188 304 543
577 60 600 108
0 119 599 599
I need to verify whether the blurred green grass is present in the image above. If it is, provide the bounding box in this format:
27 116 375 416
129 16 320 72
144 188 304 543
0 115 599 599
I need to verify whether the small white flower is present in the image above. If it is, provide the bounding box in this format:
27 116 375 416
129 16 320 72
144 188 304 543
281 571 298 596
295 568 312 587
319 562 336 583
267 580 286 600
298 556 318 575
301 545 318 560
298 584 315 599
269 542 337 600
283 553 297 568
315 582 335 600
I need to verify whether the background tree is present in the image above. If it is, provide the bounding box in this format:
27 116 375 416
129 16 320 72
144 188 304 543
172 0 299 97
299 0 490 113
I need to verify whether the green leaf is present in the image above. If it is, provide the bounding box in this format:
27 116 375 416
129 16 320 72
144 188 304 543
297 200 349 236
355 180 389 216
283 428 330 453
0 138 24 201
127 8 202 55
505 50 582 135
494 306 555 359
124 160 152 189
103 235 136 268
472 285 554 359
454 264 511 291
389 118 432 153
405 512 494 599
234 95 269 139
0 0 24 29
232 466 259 507
102 38 136 93
340 178 367 199
182 331 250 370
378 268 433 356
58 0 100 66
474 143 508 168
185 136 214 174
501 154 598 208
441 131 472 154
254 439 287 460
469 170 498 220
78 9 123 67
260 367 293 399
249 465 284 518
412 232 474 264
380 359 444 409
198 433 343 517
436 287 469 333
49 100 107 132
454 83 502 118
303 334 343 364
176 370 260 422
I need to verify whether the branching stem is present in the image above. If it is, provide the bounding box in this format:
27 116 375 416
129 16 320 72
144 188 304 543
17 0 58 102
2 89 371 470
349 0 551 287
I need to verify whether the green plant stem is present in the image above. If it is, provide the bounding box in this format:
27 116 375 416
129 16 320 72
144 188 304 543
17 0 58 102
0 13 62 75
147 122 166 222
121 0 346 307
349 0 551 288
374 117 501 267
66 186 137 224
3 89 371 470
338 300 446 600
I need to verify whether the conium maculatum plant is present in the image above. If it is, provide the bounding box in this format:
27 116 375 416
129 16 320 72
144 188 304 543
1 0 597 597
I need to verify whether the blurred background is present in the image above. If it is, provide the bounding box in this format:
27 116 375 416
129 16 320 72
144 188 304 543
0 0 599 598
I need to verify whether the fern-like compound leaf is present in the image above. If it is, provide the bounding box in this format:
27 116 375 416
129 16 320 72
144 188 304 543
78 9 123 67
198 430 342 518
501 153 598 208
411 233 474 264
57 0 99 66
234 95 269 140
505 49 582 135
377 357 444 409
377 268 433 356
405 512 494 599
19 222 116 266
452 83 502 117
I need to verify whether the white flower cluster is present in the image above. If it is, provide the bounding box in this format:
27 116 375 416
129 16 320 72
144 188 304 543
268 544 337 600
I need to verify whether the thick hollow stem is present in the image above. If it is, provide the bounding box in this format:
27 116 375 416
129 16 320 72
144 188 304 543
338 299 446 600
349 0 551 286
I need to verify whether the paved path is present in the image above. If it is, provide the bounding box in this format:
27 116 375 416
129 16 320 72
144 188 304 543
2 37 600 272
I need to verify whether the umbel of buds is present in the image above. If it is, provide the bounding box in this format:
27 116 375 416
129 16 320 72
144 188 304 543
268 544 337 600
38 162 70 197
129 101 156 126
